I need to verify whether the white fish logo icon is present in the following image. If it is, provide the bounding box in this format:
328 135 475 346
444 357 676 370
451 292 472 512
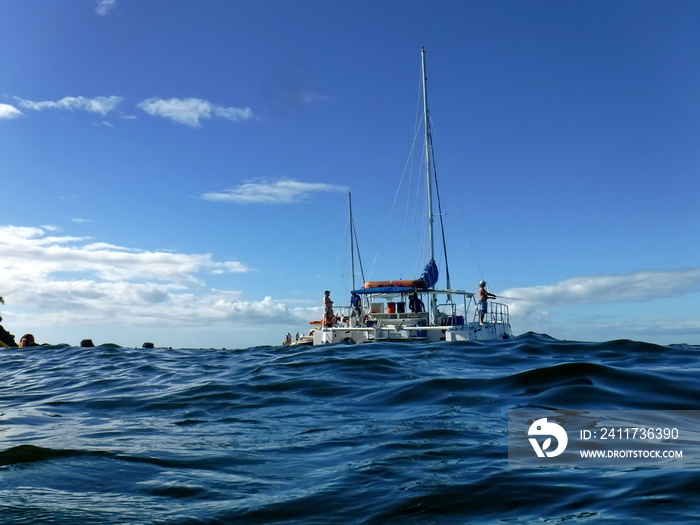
528 418 568 457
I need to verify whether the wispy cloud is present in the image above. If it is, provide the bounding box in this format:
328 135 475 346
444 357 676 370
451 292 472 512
201 179 350 204
8 96 255 128
14 96 123 116
137 97 254 127
299 91 330 105
96 0 117 16
0 103 23 120
500 268 700 319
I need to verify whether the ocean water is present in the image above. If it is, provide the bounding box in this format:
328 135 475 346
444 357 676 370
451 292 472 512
1 332 699 524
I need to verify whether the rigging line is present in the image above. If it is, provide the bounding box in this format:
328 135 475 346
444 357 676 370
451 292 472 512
371 73 425 282
402 75 429 279
348 192 356 290
412 113 429 276
408 116 436 278
394 73 429 279
455 199 485 281
336 211 353 289
467 228 485 282
427 112 452 291
396 144 413 280
429 111 485 288
438 129 484 283
352 215 366 285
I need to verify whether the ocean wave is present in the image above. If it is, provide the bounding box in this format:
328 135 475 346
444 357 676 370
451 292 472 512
1 334 700 523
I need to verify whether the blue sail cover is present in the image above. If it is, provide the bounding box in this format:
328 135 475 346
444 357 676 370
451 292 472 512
353 260 440 295
420 259 439 288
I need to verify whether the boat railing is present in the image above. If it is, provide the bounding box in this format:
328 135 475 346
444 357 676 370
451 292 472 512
435 301 467 326
332 299 510 327
472 301 510 325
332 305 360 324
366 311 429 324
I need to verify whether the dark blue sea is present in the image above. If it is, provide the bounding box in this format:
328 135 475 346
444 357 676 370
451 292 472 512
2 333 700 524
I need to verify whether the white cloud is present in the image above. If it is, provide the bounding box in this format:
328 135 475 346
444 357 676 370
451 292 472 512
96 0 117 16
202 179 350 204
0 224 264 319
9 96 253 127
0 225 249 286
14 96 123 116
0 223 323 346
137 97 254 127
0 224 317 346
300 91 330 105
499 268 700 320
0 103 23 120
507 269 700 305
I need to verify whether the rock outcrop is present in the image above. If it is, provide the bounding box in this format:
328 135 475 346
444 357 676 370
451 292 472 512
0 324 18 347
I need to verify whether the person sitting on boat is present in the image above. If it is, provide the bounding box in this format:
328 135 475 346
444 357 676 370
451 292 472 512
409 292 424 313
323 290 334 327
478 281 497 325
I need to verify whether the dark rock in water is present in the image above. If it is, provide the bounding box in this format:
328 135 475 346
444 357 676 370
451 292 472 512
80 339 96 348
0 324 17 347
142 342 155 349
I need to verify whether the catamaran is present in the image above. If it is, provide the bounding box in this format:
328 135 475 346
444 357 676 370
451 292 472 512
304 48 512 345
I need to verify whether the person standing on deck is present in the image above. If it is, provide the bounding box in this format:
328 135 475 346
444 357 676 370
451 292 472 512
350 292 361 319
323 290 334 327
478 281 496 325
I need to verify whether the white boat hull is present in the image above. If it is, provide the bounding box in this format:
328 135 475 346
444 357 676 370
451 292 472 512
312 321 511 345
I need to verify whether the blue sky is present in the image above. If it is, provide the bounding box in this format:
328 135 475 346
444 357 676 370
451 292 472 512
1 0 699 348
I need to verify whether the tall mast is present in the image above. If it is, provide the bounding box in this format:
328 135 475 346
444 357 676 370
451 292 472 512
421 47 435 264
348 192 356 290
421 47 440 320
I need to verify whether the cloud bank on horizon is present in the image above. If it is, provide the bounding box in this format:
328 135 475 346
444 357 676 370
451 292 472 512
503 269 700 308
0 225 302 334
1 224 699 343
500 270 700 338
